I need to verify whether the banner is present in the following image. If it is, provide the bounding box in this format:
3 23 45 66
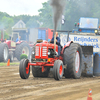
60 34 100 52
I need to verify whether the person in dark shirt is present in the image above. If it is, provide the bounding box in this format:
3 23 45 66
51 32 61 56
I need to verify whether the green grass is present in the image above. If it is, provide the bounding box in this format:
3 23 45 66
0 62 20 66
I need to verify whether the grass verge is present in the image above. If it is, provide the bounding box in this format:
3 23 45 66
0 62 19 66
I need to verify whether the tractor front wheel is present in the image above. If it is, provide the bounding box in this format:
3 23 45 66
19 59 30 79
53 60 64 80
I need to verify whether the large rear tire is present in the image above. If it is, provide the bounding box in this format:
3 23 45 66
0 43 9 62
19 59 30 79
15 42 31 61
63 43 82 79
32 67 50 77
53 60 64 80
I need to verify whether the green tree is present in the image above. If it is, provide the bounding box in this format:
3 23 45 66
38 0 100 30
26 16 39 28
92 0 100 19
38 1 53 28
0 12 11 20
62 0 95 30
1 16 14 35
13 15 32 24
1 16 14 28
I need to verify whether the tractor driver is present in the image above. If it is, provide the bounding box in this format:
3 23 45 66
16 36 21 42
50 32 61 56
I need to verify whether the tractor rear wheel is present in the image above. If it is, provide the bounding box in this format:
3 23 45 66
0 43 9 62
15 42 31 61
63 43 82 79
53 60 64 80
32 67 50 77
19 59 30 79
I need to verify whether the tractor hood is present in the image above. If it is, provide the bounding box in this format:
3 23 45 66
35 41 58 59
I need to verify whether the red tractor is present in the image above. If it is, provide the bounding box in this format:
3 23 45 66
19 31 83 80
0 29 10 62
0 29 31 62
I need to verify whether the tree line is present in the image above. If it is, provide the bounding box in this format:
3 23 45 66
39 0 100 30
0 12 39 38
0 0 100 38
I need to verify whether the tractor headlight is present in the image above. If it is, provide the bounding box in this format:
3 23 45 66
95 30 98 33
48 51 50 55
32 51 34 54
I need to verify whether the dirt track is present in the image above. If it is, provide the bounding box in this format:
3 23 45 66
0 65 100 100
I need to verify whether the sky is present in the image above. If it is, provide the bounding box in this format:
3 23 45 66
0 0 48 16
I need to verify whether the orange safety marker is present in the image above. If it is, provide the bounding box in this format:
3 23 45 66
87 89 92 100
7 59 10 66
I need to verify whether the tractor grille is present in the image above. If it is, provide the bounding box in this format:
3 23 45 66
42 46 47 56
35 46 39 56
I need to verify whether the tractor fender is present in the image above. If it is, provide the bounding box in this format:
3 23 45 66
16 41 23 44
16 41 27 46
61 41 73 54
4 40 11 49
